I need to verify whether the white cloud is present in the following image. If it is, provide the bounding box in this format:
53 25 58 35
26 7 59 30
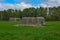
40 4 47 8
15 2 33 10
0 0 60 11
0 2 33 11
47 0 60 7
14 0 30 3
39 0 60 7
0 3 15 10
0 2 47 11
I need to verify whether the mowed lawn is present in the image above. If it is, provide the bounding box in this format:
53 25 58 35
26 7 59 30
0 21 60 40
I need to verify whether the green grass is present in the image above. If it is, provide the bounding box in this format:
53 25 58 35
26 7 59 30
0 21 60 40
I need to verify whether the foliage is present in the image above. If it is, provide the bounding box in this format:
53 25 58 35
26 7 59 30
0 6 60 21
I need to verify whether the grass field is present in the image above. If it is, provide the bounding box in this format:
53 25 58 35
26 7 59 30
0 21 60 40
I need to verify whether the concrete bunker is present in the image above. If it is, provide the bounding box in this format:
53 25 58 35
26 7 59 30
20 17 45 26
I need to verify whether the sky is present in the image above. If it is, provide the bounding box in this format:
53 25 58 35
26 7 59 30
0 0 60 10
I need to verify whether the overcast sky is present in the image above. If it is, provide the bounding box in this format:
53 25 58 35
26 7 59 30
0 0 60 10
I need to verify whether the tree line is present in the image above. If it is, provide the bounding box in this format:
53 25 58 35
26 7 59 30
0 6 60 21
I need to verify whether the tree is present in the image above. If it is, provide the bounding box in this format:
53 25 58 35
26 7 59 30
0 11 3 20
3 10 9 20
7 9 14 17
23 7 36 17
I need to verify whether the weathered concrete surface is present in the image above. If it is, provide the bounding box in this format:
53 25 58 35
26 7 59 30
20 17 45 26
9 17 20 21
